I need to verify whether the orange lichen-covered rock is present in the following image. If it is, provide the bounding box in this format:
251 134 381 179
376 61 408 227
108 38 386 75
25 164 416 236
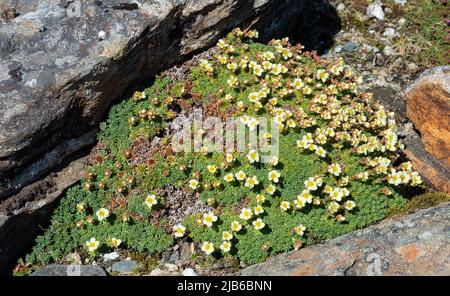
406 66 450 168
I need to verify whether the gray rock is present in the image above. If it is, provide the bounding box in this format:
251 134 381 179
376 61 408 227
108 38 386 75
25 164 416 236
103 251 120 262
168 250 180 263
149 267 171 276
343 41 359 53
366 0 384 21
238 202 450 275
30 264 106 276
182 268 197 276
336 3 346 11
180 242 195 264
111 260 138 274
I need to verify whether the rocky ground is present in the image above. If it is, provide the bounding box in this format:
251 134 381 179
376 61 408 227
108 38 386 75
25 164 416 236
8 0 450 276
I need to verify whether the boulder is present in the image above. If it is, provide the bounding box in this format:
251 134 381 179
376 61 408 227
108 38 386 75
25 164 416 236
0 0 309 200
0 0 315 275
239 202 450 276
405 66 450 193
30 264 107 276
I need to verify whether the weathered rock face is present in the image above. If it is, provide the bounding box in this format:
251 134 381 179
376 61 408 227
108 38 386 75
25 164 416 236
239 202 450 276
30 264 107 276
0 0 310 200
405 66 450 194
406 66 450 167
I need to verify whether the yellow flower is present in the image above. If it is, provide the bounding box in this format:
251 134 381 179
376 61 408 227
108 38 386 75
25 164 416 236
224 173 234 183
254 205 264 215
207 165 217 174
189 179 199 190
266 184 276 195
220 241 232 253
96 208 110 221
268 170 281 183
235 170 246 181
85 237 100 252
239 208 253 220
222 231 233 241
247 149 260 163
202 212 218 227
252 218 266 231
280 201 291 211
201 241 215 255
230 221 242 232
245 176 259 188
173 224 186 238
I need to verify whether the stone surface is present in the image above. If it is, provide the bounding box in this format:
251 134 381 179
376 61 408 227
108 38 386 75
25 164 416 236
239 202 450 276
0 0 314 275
111 260 138 274
182 268 198 276
30 264 107 276
0 152 89 275
406 66 450 168
0 0 309 200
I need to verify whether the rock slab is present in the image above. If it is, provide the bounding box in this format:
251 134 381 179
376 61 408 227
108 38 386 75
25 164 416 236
239 202 450 276
30 264 106 276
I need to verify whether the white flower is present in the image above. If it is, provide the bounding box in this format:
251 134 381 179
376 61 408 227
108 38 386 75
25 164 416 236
222 231 233 241
294 224 306 236
247 149 260 163
343 200 356 211
203 212 218 227
280 201 291 211
96 208 110 221
144 194 158 208
266 184 276 195
298 190 312 203
201 241 215 255
315 146 327 158
224 173 234 182
328 163 342 176
235 170 246 181
173 224 186 238
207 165 217 174
304 177 318 191
85 237 100 252
254 205 265 215
220 241 232 253
330 188 344 201
293 78 304 89
252 218 266 231
239 208 253 220
230 221 242 232
327 201 340 214
189 179 199 190
110 237 122 248
268 170 281 183
245 176 259 188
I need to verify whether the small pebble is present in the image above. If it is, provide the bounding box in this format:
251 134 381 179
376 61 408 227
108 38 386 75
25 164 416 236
98 30 106 40
336 3 346 11
182 268 198 276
